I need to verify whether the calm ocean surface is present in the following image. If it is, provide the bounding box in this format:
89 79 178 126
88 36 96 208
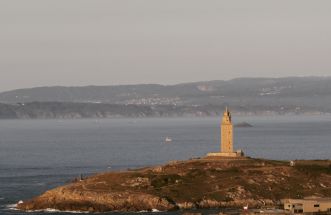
0 116 331 215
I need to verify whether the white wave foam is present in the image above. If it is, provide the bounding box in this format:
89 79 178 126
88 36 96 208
138 209 162 213
27 208 89 213
35 182 45 186
5 203 18 211
7 203 158 214
6 200 24 211
5 203 88 214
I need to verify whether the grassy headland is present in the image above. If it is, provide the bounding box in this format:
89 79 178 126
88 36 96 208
17 157 331 212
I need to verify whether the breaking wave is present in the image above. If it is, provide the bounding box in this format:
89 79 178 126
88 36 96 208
5 203 18 211
27 208 89 213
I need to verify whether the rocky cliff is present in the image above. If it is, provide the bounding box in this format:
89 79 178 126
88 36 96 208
17 158 331 212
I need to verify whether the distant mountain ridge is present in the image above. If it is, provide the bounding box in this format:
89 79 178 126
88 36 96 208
0 77 331 118
1 77 331 103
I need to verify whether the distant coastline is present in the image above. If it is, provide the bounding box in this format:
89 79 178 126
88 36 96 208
2 77 331 119
0 102 330 120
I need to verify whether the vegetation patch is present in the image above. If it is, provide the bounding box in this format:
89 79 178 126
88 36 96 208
294 164 331 176
151 174 182 189
208 192 226 201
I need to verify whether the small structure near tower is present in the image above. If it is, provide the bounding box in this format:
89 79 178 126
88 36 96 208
207 107 244 158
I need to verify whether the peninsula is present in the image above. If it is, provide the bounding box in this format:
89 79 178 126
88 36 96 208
17 109 331 213
17 158 331 212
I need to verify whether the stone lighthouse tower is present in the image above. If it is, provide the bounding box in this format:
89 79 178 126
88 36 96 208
221 107 233 153
207 107 243 158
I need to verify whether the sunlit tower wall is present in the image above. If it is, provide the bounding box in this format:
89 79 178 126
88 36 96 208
221 107 233 153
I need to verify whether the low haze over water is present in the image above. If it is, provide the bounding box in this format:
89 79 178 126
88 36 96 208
0 116 331 214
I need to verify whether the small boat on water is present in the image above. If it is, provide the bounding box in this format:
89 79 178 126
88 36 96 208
165 137 172 143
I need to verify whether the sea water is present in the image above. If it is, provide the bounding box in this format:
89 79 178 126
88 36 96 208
0 116 331 215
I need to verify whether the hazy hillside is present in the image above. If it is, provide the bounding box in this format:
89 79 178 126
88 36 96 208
0 77 331 119
0 102 224 119
1 77 331 105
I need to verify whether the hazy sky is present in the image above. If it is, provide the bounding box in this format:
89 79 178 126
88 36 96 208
1 0 331 92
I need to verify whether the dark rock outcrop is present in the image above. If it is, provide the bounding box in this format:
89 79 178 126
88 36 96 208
235 122 253 128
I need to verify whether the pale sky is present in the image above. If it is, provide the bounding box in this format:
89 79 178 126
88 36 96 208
1 0 331 92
